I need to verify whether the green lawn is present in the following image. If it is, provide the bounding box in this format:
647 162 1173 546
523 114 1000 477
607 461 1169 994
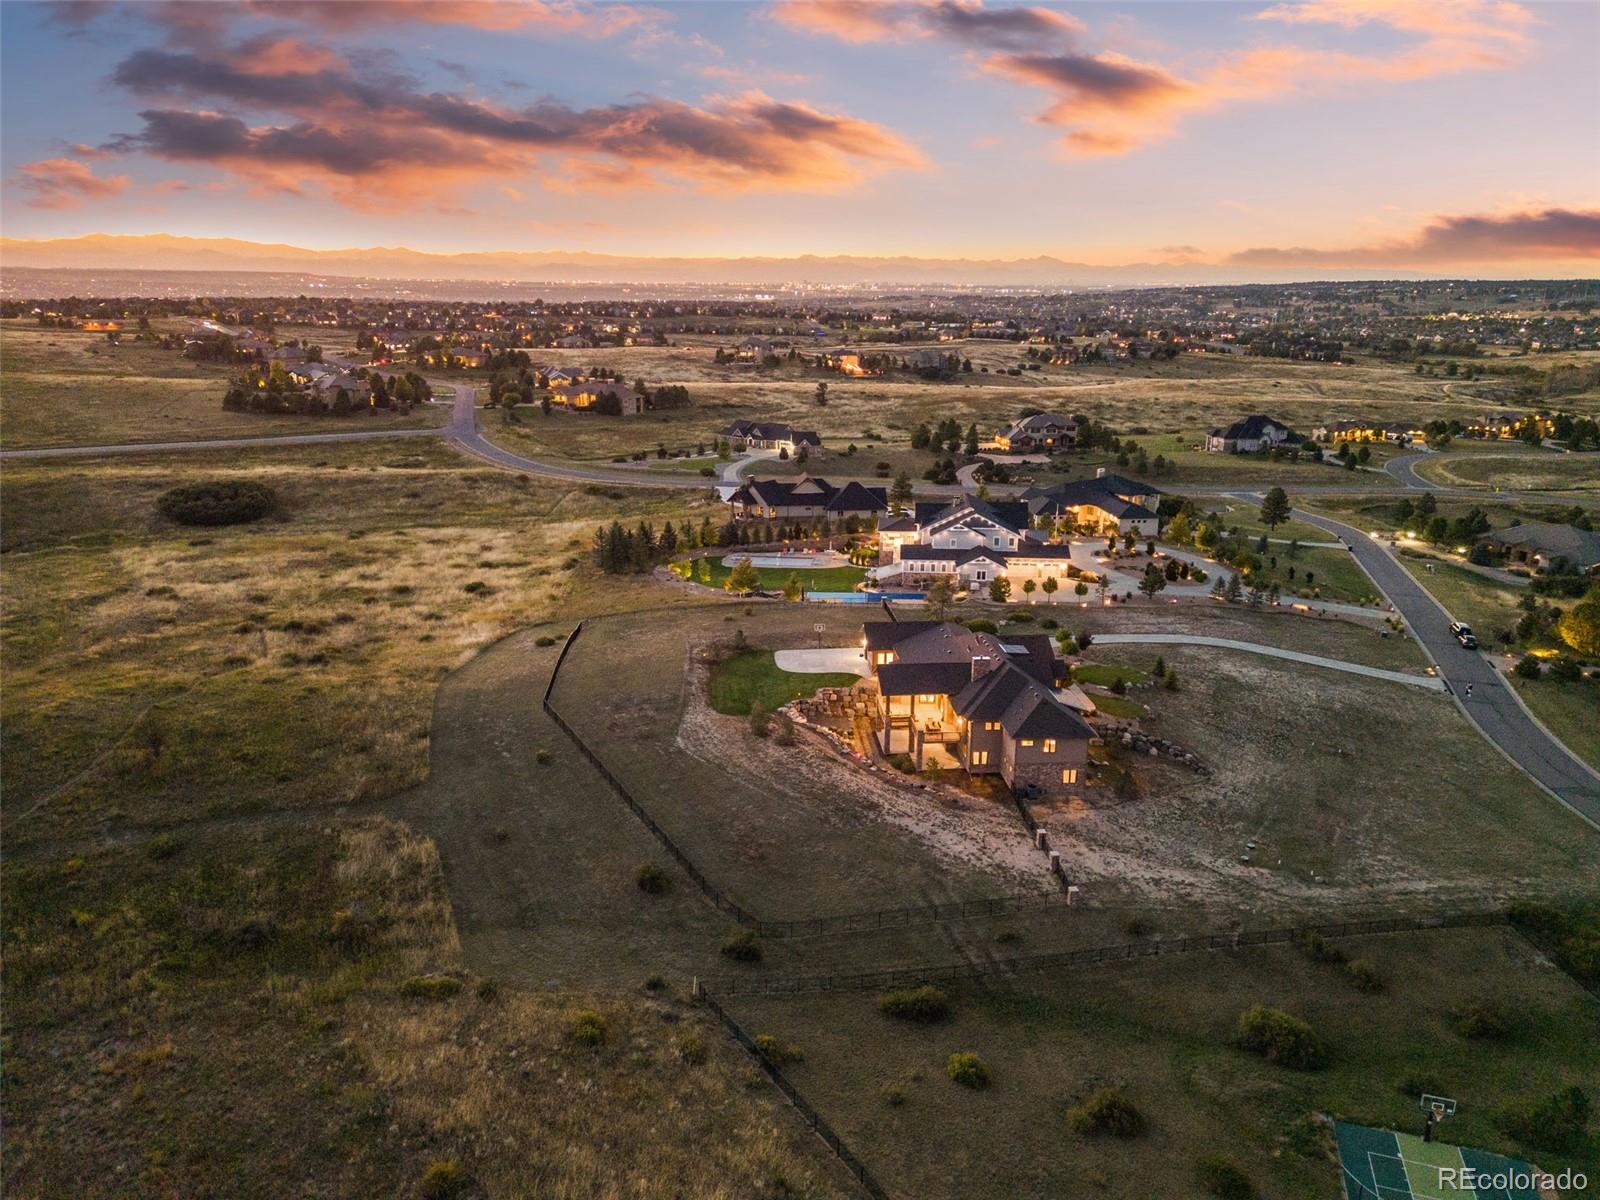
1513 674 1600 773
1250 545 1383 605
1088 694 1145 719
703 560 866 594
1396 552 1524 641
707 649 860 716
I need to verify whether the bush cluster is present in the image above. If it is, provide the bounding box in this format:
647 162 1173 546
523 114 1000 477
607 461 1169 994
570 1009 607 1046
720 929 763 963
1235 1005 1327 1070
156 480 278 526
1450 1001 1513 1040
876 985 950 1023
1195 1153 1255 1199
753 1034 803 1065
400 974 463 1001
635 862 669 894
1065 1087 1147 1138
946 1051 990 1088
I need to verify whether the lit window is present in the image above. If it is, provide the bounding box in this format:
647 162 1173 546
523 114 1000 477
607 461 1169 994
917 694 939 704
971 750 989 766
1043 739 1056 754
1019 738 1034 747
984 721 1000 731
1061 768 1078 784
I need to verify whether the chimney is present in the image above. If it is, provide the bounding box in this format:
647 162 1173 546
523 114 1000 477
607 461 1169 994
970 655 996 681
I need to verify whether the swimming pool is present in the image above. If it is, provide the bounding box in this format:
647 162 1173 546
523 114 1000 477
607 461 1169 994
807 591 926 604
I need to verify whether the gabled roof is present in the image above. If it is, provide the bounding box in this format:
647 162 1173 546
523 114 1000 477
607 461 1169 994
1212 414 1293 440
876 661 973 697
863 620 942 653
951 661 1092 741
924 496 1032 538
719 419 821 445
878 514 919 532
825 480 889 513
1001 411 1076 437
1481 523 1600 565
1025 474 1161 518
899 545 1011 565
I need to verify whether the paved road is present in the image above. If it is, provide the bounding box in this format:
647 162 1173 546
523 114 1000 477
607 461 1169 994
1293 508 1600 824
1090 633 1445 691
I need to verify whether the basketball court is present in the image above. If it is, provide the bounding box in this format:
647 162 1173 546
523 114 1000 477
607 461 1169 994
1335 1120 1544 1200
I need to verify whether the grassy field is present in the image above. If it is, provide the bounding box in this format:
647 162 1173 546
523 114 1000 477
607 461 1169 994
708 649 860 716
726 925 1600 1200
1069 642 1600 905
0 322 444 447
1512 673 1600 773
0 439 714 843
3 816 844 1200
703 559 866 593
1416 452 1600 492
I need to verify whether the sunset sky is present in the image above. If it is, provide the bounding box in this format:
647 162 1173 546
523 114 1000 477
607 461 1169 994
2 0 1597 274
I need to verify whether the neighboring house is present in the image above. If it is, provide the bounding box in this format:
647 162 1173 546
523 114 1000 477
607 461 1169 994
727 476 887 522
544 366 583 386
1313 420 1420 444
906 348 950 372
735 338 788 361
821 348 868 376
1024 471 1162 537
872 495 1104 589
719 420 823 456
994 412 1078 453
1463 412 1555 440
550 381 645 414
1206 414 1295 453
863 620 1092 796
1477 523 1600 575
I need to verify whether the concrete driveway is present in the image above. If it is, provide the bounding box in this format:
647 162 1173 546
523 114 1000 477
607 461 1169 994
773 647 870 677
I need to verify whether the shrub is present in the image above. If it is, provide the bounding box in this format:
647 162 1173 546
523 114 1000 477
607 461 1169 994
462 580 491 595
643 973 666 992
1122 915 1154 938
1235 1005 1327 1069
1006 609 1034 623
1195 1153 1255 1199
879 1084 907 1107
400 974 463 1001
1499 1085 1593 1155
475 977 500 1002
1451 1000 1513 1040
157 480 278 526
749 701 772 738
535 635 558 647
1345 959 1384 993
676 1031 707 1065
963 618 998 634
418 1159 470 1200
720 929 763 963
1066 1087 1147 1138
946 1051 990 1088
876 985 950 1023
1548 656 1582 683
635 861 669 894
534 748 553 765
1513 654 1543 680
754 1034 803 1065
1296 930 1347 965
145 833 182 860
570 1009 607 1046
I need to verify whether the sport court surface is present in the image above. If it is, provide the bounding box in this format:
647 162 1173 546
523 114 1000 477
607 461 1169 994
1336 1121 1541 1200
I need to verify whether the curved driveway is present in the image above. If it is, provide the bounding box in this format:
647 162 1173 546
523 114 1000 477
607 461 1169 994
1090 633 1445 691
1293 508 1600 824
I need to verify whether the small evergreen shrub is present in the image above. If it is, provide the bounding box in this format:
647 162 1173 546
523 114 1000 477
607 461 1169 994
1451 1001 1513 1040
876 985 950 1023
635 862 669 894
400 974 463 1001
157 480 278 526
676 1031 707 1065
1235 1005 1326 1069
946 1052 990 1088
1195 1153 1255 1199
720 929 763 963
570 1009 607 1046
1345 959 1384 993
1065 1087 1146 1138
534 748 553 765
418 1159 470 1200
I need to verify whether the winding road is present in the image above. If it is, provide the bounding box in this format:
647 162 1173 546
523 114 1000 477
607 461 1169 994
1291 507 1600 825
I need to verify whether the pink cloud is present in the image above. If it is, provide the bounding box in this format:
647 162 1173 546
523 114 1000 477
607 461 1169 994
1227 208 1600 266
13 158 130 209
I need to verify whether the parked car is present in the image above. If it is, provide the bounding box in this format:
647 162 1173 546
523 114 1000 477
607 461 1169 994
1450 621 1478 649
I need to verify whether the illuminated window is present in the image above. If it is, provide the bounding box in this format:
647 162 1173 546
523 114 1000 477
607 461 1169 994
916 694 939 704
983 721 1000 731
1061 768 1078 784
971 750 989 766
1019 738 1034 747
1043 739 1057 754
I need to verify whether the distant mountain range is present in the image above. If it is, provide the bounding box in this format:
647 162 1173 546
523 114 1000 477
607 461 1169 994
0 233 1446 288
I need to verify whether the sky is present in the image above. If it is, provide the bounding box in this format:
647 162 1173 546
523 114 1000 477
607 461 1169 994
2 0 1598 274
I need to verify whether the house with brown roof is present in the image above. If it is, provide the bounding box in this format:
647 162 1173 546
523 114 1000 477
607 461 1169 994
994 412 1077 453
1478 523 1600 575
727 476 887 522
863 620 1091 797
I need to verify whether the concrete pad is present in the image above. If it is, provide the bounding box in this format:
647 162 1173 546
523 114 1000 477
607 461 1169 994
774 647 870 677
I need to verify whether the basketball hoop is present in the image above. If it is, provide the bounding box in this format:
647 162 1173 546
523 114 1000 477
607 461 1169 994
1419 1093 1456 1142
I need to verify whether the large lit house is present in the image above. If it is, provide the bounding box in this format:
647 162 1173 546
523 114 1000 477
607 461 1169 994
872 496 1094 589
863 620 1092 796
719 420 823 456
1206 414 1295 453
726 476 887 522
549 381 645 414
1477 523 1600 576
994 412 1078 453
1023 471 1162 537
